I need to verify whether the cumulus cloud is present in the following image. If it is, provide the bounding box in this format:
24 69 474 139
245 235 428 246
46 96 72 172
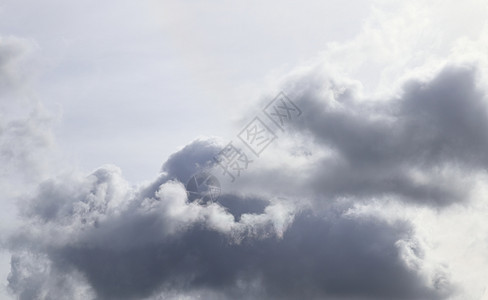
239 63 486 208
4 2 488 300
5 58 486 300
4 130 452 299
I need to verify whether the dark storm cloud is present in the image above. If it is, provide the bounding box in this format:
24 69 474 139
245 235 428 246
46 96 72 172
47 211 446 300
124 137 222 204
8 64 485 299
285 64 487 206
158 138 270 219
5 136 450 300
161 137 223 182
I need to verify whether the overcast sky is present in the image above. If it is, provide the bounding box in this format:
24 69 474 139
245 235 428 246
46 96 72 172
1 1 488 299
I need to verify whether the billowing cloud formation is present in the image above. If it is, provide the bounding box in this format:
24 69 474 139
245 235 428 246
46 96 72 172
7 165 448 300
4 22 488 300
3 0 488 298
277 64 487 207
5 115 458 300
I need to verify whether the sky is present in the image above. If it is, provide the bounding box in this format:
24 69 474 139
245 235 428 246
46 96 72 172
1 0 488 299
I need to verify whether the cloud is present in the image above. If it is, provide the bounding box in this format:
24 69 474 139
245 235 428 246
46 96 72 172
0 36 35 94
4 132 451 299
256 63 487 207
161 137 224 183
0 106 54 182
5 56 486 300
0 34 61 300
48 211 445 300
4 2 488 299
0 35 53 184
7 251 95 300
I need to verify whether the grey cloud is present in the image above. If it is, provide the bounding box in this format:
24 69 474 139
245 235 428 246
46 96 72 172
5 137 451 300
5 58 478 300
0 109 53 181
161 137 223 183
8 251 94 300
284 64 487 206
217 194 269 221
135 137 223 202
50 212 445 300
0 36 52 184
0 36 33 94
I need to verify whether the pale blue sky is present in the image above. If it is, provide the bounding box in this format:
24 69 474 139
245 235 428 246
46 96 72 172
0 0 373 182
